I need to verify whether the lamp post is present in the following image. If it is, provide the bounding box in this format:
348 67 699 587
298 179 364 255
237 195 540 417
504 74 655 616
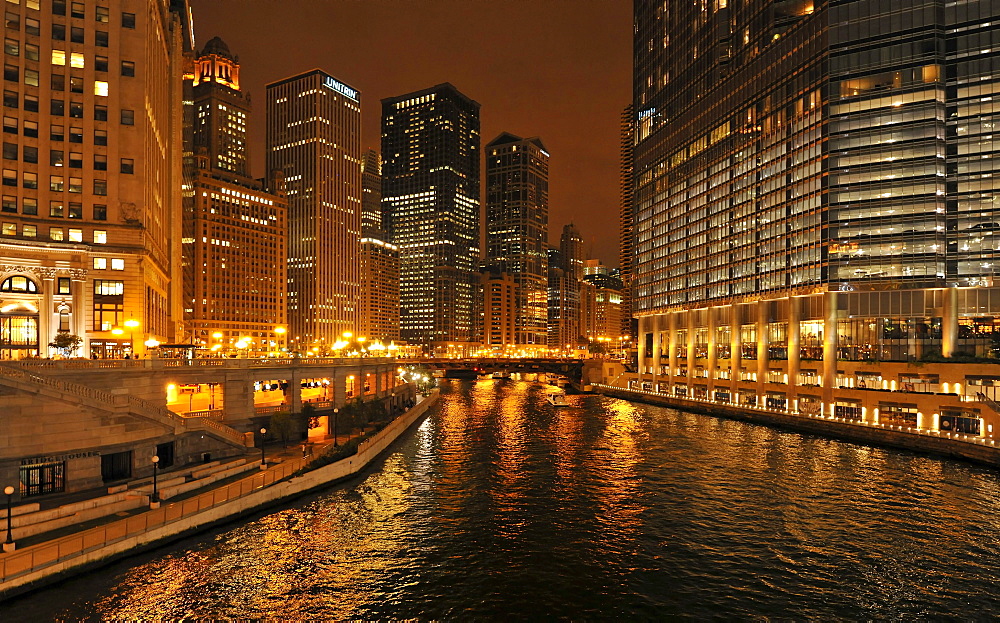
3 485 14 552
150 455 160 508
124 318 140 357
274 326 287 356
259 427 267 469
333 408 339 447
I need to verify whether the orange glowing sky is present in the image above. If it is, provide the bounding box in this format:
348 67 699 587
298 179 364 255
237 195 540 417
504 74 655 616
187 0 632 267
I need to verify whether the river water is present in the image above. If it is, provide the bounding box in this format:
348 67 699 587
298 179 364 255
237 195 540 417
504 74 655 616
7 379 1000 620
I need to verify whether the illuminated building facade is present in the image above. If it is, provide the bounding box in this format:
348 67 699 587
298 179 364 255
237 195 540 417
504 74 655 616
0 0 190 359
182 37 287 357
628 0 1000 436
485 132 549 350
482 268 516 349
358 148 400 342
266 69 362 353
546 224 584 349
382 83 480 350
619 103 636 341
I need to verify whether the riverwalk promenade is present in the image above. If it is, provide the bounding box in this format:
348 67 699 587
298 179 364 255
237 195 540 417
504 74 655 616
0 390 440 599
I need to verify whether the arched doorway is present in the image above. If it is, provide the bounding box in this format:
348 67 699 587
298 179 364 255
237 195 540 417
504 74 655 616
0 275 40 359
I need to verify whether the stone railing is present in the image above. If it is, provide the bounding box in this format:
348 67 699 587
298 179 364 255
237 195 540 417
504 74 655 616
3 357 393 371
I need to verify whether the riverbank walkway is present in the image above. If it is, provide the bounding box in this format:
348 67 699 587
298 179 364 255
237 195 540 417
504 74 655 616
0 392 439 596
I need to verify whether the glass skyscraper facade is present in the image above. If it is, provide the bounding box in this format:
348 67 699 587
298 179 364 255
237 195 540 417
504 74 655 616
485 132 549 350
627 0 1000 437
382 83 480 349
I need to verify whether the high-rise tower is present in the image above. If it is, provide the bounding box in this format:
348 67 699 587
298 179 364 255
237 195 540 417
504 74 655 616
266 70 362 353
485 132 549 349
618 104 635 341
358 148 400 343
382 83 480 351
183 37 287 356
629 0 1000 427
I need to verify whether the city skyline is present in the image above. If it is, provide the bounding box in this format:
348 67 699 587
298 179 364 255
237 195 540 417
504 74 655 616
186 0 630 267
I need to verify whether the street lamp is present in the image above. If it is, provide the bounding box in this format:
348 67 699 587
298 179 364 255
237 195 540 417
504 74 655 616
259 427 267 469
333 408 339 447
3 485 14 552
150 455 160 508
124 318 140 356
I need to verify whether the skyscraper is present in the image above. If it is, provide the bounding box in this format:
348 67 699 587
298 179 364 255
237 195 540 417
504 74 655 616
618 103 635 341
358 148 400 343
266 70 362 353
382 83 480 351
183 37 288 357
546 224 584 349
0 0 190 359
485 132 549 350
629 1 1000 427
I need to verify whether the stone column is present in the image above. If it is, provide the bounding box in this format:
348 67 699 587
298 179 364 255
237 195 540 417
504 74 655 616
686 310 695 388
637 315 648 387
822 291 839 411
707 307 718 397
667 313 677 382
942 286 959 358
39 272 55 353
222 375 254 424
788 296 801 409
730 304 740 398
333 368 347 407
651 314 662 386
756 301 768 400
288 368 301 414
70 269 87 341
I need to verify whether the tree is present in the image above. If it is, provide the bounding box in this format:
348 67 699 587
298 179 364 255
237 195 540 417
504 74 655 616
269 411 294 448
49 332 83 358
300 402 319 431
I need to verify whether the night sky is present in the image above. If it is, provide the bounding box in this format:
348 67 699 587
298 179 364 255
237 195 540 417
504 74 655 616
187 0 631 267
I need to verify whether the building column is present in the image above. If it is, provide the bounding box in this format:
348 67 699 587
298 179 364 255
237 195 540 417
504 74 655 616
71 272 86 343
637 315 649 386
651 314 662 385
667 312 677 381
288 369 301 414
707 307 718 397
729 304 740 397
788 296 801 409
39 274 55 353
942 286 959 358
686 310 695 387
222 376 254 424
756 301 768 399
822 291 839 410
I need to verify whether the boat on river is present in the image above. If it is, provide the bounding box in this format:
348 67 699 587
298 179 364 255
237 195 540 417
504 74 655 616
546 389 569 407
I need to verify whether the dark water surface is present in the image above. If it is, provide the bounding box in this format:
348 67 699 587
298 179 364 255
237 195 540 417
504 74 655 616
7 379 1000 620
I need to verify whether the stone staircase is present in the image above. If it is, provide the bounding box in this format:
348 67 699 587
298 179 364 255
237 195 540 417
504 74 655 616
0 363 247 449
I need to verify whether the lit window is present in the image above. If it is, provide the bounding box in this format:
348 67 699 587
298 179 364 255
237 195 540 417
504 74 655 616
110 258 124 270
69 52 84 68
2 222 14 236
93 257 107 269
93 230 107 244
51 49 66 65
50 227 64 241
67 228 82 242
93 80 108 96
23 224 35 237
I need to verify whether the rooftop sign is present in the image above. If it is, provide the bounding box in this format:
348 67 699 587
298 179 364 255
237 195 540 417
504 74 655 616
324 76 358 101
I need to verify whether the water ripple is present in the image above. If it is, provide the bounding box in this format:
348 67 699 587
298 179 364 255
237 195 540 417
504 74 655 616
7 379 1000 620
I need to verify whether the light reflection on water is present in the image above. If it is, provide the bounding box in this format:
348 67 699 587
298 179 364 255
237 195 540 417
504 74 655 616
7 379 1000 620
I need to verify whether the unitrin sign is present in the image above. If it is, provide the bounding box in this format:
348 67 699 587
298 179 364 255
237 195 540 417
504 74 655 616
324 75 359 101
